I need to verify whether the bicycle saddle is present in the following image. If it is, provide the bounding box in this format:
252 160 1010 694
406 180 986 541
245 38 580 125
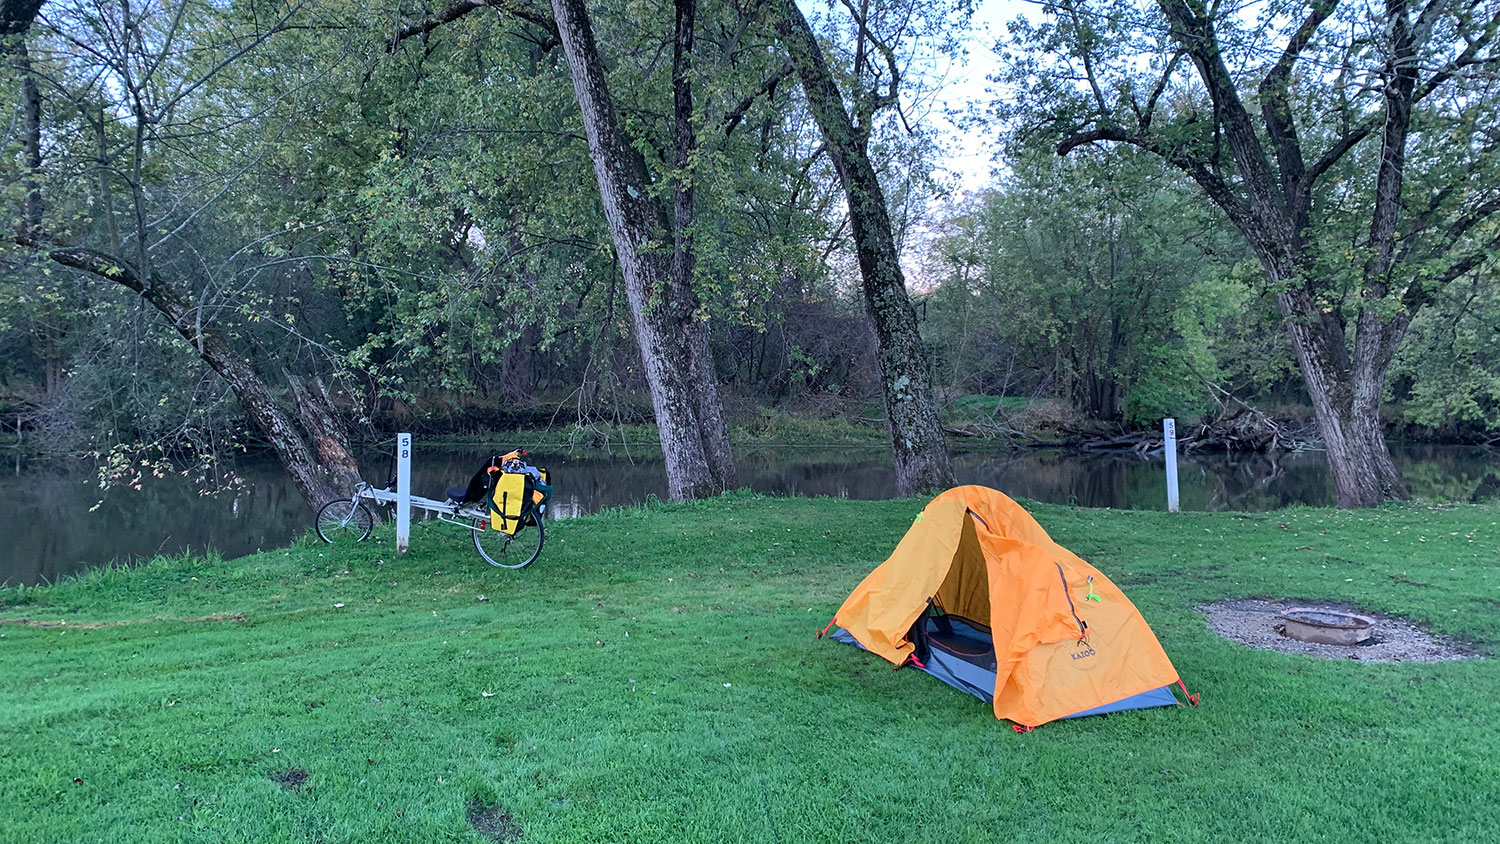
448 456 504 504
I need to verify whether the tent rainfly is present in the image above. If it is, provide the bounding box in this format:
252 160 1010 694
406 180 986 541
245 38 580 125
822 486 1196 730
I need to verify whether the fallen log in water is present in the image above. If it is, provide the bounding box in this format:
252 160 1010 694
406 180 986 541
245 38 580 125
942 424 1056 449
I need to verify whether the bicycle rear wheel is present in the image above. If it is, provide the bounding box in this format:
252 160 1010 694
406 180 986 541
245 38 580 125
316 499 374 544
472 515 544 569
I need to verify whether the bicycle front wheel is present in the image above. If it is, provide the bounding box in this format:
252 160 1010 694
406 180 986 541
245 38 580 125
316 499 374 544
472 515 544 569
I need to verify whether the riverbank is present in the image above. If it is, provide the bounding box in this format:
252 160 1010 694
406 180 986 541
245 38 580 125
11 443 1500 588
409 414 930 451
2 496 1496 842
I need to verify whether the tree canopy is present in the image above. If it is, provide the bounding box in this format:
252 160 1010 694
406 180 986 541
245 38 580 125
2 0 1497 508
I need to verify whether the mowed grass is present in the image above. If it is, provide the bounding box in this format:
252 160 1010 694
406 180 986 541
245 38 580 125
2 494 1497 843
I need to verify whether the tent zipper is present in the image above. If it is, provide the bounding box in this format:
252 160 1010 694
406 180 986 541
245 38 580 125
1056 563 1087 639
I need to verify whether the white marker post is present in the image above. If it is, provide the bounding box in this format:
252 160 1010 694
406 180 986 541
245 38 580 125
396 433 412 553
1163 418 1180 513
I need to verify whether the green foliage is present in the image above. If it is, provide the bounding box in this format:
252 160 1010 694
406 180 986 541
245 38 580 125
1392 271 1500 432
2 0 873 456
2 497 1498 841
924 145 1249 424
990 0 1500 440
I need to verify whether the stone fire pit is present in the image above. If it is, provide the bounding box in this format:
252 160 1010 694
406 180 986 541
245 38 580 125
1280 608 1375 645
1199 599 1477 662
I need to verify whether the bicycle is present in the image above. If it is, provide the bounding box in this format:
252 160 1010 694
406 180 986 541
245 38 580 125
315 449 551 569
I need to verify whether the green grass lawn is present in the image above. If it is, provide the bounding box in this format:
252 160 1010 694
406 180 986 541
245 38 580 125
2 494 1497 843
948 394 1038 416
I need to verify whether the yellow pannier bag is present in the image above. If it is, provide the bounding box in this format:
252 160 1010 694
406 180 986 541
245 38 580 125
489 471 529 534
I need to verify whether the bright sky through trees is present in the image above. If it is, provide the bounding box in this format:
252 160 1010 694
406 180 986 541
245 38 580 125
930 0 1032 190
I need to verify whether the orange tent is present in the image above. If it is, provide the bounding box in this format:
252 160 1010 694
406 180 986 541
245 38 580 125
823 486 1192 729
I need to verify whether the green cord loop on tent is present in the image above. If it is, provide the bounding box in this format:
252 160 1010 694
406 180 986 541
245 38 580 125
915 512 923 523
1085 576 1102 602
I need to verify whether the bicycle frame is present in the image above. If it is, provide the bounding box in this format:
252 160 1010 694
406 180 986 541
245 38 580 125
315 444 547 570
353 481 490 532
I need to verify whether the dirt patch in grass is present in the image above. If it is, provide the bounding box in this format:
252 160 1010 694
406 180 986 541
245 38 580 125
1200 599 1481 663
467 802 523 843
268 768 309 791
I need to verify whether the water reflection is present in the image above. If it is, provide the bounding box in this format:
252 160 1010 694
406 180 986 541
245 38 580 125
2 443 1497 585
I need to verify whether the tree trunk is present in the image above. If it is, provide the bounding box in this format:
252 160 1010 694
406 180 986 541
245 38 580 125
285 372 364 495
3 0 45 242
768 0 954 496
1121 0 1426 508
48 247 361 512
1301 369 1406 508
18 41 41 239
685 320 736 488
670 0 736 491
1281 291 1408 507
550 0 721 501
1074 373 1119 422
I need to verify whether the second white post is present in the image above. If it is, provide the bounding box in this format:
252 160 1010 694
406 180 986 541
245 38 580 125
1163 418 1180 513
396 433 412 553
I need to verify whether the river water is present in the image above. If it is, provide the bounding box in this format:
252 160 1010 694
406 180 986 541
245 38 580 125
3 443 1498 585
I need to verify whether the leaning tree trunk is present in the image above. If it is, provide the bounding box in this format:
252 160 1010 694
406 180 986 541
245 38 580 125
387 0 737 499
48 248 363 512
670 0 736 491
551 0 719 501
768 0 954 496
285 371 364 493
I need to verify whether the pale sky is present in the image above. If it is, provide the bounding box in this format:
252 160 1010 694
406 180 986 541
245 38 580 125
925 0 1035 192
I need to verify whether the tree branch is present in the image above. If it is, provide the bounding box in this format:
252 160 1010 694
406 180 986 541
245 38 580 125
1059 0 1108 114
835 0 901 137
1134 50 1184 131
1257 0 1338 217
386 0 558 52
388 0 485 49
1304 5 1500 189
721 61 794 137
48 246 147 293
1403 231 1500 313
1156 0 1287 232
1057 125 1250 226
1362 0 1420 294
